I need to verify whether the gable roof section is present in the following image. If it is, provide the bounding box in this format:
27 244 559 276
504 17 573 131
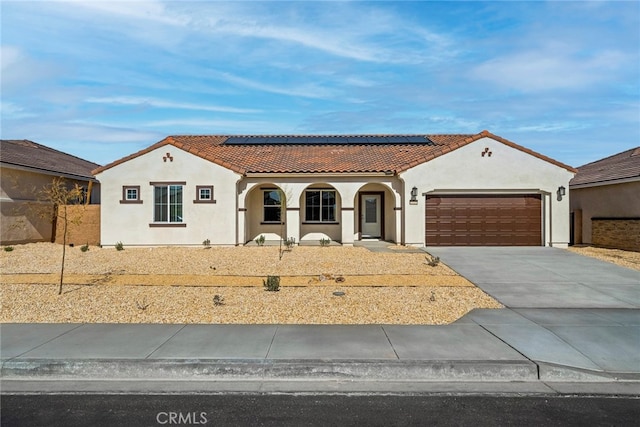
93 130 576 176
1 139 100 180
570 146 640 186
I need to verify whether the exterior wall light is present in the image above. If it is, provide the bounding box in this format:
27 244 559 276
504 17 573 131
410 186 418 203
557 185 566 201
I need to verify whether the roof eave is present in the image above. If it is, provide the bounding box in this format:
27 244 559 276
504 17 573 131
1 161 98 182
570 175 640 189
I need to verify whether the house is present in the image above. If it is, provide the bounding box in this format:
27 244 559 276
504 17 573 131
92 130 576 247
570 146 640 251
0 139 101 245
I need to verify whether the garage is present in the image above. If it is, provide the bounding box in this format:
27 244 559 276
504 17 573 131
425 194 542 246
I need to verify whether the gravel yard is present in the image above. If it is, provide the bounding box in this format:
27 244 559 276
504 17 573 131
567 246 640 271
0 243 500 324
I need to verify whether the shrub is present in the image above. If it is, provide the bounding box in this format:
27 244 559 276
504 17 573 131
285 237 296 250
255 235 266 246
263 275 280 292
115 241 124 251
4 246 14 252
203 238 211 248
80 243 89 252
213 294 225 306
320 238 330 247
425 255 440 267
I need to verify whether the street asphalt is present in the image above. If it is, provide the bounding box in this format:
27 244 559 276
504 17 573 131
1 246 639 395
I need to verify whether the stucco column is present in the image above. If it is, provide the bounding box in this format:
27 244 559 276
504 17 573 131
286 208 300 244
341 207 355 246
394 207 402 245
237 208 247 245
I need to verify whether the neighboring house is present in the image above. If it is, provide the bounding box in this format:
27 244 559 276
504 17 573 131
93 130 576 248
0 139 101 245
570 146 640 251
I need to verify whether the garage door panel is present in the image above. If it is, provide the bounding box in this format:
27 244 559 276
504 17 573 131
425 194 542 246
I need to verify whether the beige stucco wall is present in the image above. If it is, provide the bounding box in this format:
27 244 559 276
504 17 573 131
95 146 240 246
570 180 640 245
1 166 99 245
400 137 575 247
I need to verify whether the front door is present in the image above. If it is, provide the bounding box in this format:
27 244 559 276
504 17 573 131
361 194 382 238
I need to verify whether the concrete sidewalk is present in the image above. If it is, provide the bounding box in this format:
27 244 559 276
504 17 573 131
2 309 639 394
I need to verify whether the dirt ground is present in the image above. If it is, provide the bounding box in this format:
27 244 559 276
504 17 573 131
5 244 633 324
0 243 498 324
567 245 640 271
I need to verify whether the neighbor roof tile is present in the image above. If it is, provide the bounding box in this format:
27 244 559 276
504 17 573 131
1 139 100 179
570 146 640 186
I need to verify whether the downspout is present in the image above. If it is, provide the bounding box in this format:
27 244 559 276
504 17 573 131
235 175 243 246
398 174 406 246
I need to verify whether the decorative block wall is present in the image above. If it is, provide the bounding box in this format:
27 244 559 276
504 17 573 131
591 218 640 252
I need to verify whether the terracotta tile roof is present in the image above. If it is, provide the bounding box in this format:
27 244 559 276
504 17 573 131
570 146 640 186
93 130 577 176
1 139 100 180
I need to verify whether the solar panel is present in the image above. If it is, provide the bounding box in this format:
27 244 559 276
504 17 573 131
224 135 434 145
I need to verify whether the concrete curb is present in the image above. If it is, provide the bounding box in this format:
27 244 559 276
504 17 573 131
537 362 640 382
2 359 538 382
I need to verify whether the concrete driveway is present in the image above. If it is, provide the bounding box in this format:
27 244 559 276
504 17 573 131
424 247 640 308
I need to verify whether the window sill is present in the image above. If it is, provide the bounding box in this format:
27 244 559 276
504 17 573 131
120 200 143 204
149 223 187 228
193 200 217 204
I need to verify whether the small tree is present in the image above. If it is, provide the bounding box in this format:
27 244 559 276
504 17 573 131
39 177 86 295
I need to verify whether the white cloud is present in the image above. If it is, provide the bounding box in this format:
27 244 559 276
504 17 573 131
215 72 340 100
85 96 261 114
66 0 188 26
472 46 631 92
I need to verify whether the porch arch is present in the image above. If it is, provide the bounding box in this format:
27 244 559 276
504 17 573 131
243 183 288 243
299 183 343 242
354 183 399 242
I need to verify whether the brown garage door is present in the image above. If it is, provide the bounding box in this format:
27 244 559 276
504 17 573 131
425 194 542 246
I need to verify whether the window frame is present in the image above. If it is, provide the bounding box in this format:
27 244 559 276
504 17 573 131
304 189 338 223
193 185 216 204
262 189 283 224
120 185 142 204
149 182 186 227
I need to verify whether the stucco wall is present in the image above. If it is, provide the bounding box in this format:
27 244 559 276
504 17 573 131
95 146 240 246
570 181 640 245
1 167 99 245
400 137 575 247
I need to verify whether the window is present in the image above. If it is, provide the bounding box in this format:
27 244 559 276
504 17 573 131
126 188 138 200
120 186 142 204
194 185 216 204
263 189 282 223
305 190 336 222
153 184 183 223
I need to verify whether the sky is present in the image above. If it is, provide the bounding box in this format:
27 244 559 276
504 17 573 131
1 0 639 168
